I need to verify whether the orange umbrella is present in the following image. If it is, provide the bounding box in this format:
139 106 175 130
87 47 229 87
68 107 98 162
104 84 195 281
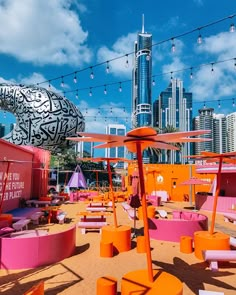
67 126 211 282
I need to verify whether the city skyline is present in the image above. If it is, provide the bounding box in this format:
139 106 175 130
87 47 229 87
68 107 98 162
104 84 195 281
0 1 235 135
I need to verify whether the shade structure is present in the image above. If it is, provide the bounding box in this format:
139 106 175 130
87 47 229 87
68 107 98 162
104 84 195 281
67 126 211 283
180 177 210 206
67 165 87 189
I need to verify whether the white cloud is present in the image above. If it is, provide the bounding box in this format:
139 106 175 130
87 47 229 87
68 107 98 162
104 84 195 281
97 33 136 77
190 31 236 101
0 0 92 66
195 32 236 58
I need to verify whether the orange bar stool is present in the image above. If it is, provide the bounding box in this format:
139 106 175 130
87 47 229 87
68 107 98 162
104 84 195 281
180 236 193 254
97 276 117 295
136 236 146 253
100 240 113 257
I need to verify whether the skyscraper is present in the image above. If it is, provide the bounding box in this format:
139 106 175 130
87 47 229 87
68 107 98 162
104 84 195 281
156 79 193 163
131 15 152 129
105 124 127 169
226 112 236 152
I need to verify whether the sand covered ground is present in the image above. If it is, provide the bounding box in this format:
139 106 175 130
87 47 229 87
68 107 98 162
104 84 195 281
1 199 236 295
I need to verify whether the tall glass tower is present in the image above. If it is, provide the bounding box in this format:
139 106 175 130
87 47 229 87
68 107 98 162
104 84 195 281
131 15 152 129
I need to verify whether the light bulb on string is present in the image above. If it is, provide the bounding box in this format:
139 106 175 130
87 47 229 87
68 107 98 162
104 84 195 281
234 58 236 70
152 79 156 86
110 107 113 114
63 91 66 98
104 85 107 95
48 80 51 89
123 107 126 113
90 67 94 79
218 100 221 108
233 98 235 107
170 71 173 82
190 68 193 79
171 38 175 53
98 108 101 114
230 23 235 33
125 54 129 68
75 90 79 99
106 61 110 73
203 101 206 108
89 87 92 96
197 29 202 44
61 76 64 87
119 82 122 92
211 63 214 74
85 108 88 114
73 72 77 83
146 54 150 61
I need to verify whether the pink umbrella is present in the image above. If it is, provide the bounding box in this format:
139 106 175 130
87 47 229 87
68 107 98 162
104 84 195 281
180 177 210 206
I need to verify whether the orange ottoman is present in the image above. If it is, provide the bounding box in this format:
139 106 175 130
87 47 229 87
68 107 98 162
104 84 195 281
97 276 117 295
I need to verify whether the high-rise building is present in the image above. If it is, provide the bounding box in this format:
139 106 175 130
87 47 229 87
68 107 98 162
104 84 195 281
156 79 193 163
213 114 227 154
131 16 152 129
75 141 94 158
105 124 127 169
193 108 214 154
226 112 236 152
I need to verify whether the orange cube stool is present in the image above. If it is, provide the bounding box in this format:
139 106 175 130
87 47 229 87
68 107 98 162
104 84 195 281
97 276 117 295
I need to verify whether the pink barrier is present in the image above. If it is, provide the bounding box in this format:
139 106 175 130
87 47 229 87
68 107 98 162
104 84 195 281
0 225 76 270
148 211 208 242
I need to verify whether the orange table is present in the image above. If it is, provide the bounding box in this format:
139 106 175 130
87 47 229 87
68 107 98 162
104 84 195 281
41 206 60 223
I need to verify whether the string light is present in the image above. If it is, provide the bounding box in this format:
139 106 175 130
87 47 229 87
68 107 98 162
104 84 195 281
234 58 236 69
190 67 193 79
170 71 173 81
119 82 122 92
104 85 107 95
171 38 176 53
230 22 235 32
61 76 64 87
75 90 79 99
48 80 51 89
233 98 235 107
106 61 110 73
125 54 129 68
90 67 94 79
73 72 77 83
203 101 206 108
152 79 156 86
197 29 203 44
35 13 235 88
211 63 214 74
89 87 92 96
218 100 221 108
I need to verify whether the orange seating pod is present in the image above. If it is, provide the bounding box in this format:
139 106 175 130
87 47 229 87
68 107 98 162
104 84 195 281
136 236 146 253
101 225 131 254
100 240 113 257
194 231 230 260
97 276 117 295
180 236 193 254
121 269 183 295
23 280 44 295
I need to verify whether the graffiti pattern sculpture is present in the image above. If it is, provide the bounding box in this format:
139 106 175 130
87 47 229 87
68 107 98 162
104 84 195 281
0 83 85 151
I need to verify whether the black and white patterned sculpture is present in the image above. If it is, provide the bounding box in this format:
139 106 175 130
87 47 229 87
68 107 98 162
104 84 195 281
0 83 85 151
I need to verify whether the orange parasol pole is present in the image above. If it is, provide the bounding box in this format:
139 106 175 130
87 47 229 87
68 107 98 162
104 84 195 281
209 157 223 235
136 142 153 282
107 159 118 228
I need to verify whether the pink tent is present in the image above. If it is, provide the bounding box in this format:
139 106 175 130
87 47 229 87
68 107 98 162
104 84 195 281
67 165 87 189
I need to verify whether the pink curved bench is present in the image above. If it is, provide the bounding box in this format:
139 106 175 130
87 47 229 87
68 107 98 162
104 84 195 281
148 210 208 242
0 225 76 270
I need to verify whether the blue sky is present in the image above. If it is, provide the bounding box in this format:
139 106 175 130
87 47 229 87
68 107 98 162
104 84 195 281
0 0 236 134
